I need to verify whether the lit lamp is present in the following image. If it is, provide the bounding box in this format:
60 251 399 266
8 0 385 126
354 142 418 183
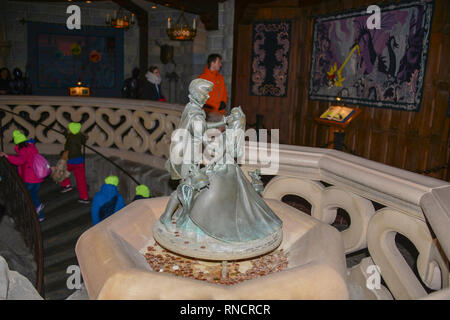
106 8 135 30
167 9 197 41
69 81 91 96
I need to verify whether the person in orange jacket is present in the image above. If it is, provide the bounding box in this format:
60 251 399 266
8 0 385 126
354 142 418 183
197 53 228 117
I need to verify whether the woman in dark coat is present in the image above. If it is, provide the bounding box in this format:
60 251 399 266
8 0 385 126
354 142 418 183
0 67 11 94
140 66 166 101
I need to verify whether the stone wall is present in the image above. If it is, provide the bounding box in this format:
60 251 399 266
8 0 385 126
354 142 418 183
0 255 43 300
0 202 38 294
132 0 235 106
2 0 234 105
2 0 138 82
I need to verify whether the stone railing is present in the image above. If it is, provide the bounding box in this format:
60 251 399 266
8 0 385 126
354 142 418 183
241 144 450 300
0 95 184 170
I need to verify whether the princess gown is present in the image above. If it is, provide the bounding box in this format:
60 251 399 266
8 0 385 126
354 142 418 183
176 163 282 243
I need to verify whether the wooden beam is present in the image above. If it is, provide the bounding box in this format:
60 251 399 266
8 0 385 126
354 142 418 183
149 0 219 30
236 0 283 24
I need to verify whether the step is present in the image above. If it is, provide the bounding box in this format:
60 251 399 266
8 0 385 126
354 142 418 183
43 236 78 259
43 256 84 300
39 191 83 219
44 283 77 300
42 207 91 238
44 257 79 284
43 219 92 253
44 237 77 258
44 247 78 269
44 255 79 275
44 264 79 289
40 203 91 233
38 180 61 197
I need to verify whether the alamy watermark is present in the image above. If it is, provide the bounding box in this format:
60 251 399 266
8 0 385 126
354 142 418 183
66 265 82 290
169 123 280 174
66 5 81 30
366 264 381 290
366 5 381 30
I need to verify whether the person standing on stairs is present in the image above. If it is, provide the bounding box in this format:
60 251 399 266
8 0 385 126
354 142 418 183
91 175 126 225
60 122 90 204
0 130 46 221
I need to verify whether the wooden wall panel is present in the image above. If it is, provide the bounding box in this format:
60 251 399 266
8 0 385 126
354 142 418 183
233 1 303 144
232 0 450 180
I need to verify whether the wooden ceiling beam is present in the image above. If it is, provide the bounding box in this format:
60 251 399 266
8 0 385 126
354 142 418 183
148 0 219 30
235 0 331 25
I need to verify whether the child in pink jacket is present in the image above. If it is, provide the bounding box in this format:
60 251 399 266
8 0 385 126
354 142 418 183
0 130 45 221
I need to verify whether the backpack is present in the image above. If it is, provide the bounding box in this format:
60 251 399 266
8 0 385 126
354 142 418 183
33 154 51 179
99 195 118 221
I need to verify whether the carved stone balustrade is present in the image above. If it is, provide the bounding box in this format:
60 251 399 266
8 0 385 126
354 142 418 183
241 144 450 300
1 95 449 299
0 95 184 170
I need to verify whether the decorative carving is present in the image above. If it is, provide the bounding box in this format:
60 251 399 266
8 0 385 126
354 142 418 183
0 100 181 161
319 187 375 254
263 176 325 217
262 173 449 299
368 208 449 299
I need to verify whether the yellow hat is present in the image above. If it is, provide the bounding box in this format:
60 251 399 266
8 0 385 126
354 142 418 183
13 130 27 145
135 185 150 198
104 175 119 186
68 122 81 135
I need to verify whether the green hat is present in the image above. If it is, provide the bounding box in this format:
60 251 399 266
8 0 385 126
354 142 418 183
13 130 27 145
68 122 81 135
135 185 150 198
105 175 119 187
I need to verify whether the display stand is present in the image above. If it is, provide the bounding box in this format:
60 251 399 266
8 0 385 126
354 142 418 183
315 106 361 151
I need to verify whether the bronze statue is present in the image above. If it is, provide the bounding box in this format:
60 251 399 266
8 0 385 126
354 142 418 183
153 78 282 260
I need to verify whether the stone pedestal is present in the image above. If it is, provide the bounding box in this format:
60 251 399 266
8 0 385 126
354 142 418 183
76 197 349 299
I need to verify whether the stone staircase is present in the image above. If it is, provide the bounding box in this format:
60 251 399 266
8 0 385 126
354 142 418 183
38 179 92 300
35 154 173 300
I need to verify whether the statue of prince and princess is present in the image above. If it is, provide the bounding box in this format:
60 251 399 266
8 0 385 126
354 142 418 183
156 78 282 251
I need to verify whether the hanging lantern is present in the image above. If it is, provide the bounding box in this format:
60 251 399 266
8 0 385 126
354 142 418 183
167 9 197 41
106 8 135 30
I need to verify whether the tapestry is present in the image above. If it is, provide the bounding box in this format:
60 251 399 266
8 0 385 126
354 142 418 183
27 22 124 97
308 0 434 112
250 20 292 97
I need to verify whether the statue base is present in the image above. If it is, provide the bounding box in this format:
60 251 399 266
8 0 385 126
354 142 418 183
153 219 283 261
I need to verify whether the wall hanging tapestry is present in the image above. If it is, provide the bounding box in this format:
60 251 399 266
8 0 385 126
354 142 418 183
27 22 124 97
308 0 434 112
250 20 292 97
